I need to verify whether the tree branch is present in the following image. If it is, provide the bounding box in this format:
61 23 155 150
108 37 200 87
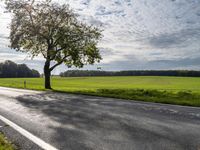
50 55 69 71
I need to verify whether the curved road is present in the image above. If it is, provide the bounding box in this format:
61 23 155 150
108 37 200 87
0 87 199 150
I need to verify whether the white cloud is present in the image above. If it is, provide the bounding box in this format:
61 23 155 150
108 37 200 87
0 0 200 73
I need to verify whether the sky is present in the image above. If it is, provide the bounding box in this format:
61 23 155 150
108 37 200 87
0 0 200 74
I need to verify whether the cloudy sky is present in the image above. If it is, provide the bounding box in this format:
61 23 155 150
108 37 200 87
0 0 200 73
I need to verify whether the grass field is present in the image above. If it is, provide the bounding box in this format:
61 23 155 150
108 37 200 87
0 133 14 150
0 76 200 106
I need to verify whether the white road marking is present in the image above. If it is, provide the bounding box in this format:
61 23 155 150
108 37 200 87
0 115 58 150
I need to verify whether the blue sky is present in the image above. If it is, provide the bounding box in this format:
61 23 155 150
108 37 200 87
0 0 200 73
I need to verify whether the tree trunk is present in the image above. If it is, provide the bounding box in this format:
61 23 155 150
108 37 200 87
44 59 51 89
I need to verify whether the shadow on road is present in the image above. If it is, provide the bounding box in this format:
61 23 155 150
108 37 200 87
14 92 200 150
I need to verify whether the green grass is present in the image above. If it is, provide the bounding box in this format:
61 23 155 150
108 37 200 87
0 133 15 150
0 76 200 106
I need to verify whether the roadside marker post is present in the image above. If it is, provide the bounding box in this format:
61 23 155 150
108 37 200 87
24 80 26 89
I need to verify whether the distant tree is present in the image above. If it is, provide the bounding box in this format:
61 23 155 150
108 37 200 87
5 0 102 89
0 60 40 78
31 69 41 77
17 64 32 77
2 60 18 77
59 70 200 77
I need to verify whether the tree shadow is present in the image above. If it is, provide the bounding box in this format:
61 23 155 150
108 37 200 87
15 92 198 150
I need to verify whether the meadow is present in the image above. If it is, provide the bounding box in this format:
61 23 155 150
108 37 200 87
0 76 200 106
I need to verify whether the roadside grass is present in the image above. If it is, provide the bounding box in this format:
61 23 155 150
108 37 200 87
0 133 15 150
94 89 200 107
52 88 200 107
0 76 200 107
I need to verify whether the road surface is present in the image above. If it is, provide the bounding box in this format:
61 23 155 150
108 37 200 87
0 87 199 150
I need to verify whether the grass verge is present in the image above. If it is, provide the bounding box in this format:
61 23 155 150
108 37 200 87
54 88 200 107
0 133 15 150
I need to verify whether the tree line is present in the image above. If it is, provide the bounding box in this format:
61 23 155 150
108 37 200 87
0 60 40 78
60 70 200 77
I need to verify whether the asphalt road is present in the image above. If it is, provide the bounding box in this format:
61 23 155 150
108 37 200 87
0 87 199 150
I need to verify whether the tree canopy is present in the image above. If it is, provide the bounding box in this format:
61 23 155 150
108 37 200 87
5 0 102 88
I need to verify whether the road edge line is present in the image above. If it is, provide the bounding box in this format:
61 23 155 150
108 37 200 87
0 115 58 150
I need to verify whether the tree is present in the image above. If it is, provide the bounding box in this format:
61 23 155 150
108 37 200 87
4 0 102 89
0 60 40 78
2 60 18 77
